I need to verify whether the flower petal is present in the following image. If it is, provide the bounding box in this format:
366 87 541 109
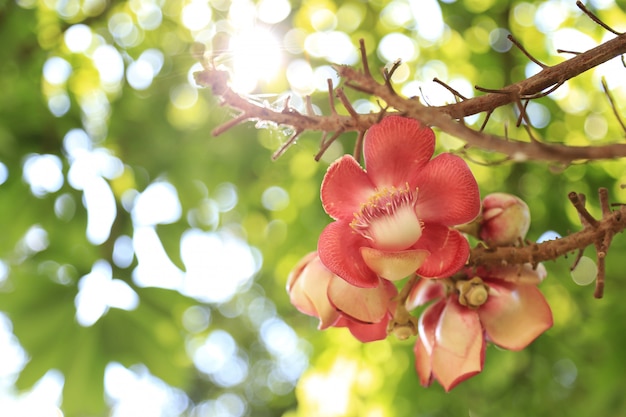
480 263 547 285
414 153 480 226
321 155 376 220
360 247 429 281
479 281 553 350
417 299 446 355
435 297 482 358
318 221 379 288
432 326 485 391
406 277 446 310
287 254 340 329
364 116 435 188
432 297 485 391
415 225 470 278
328 276 397 323
335 314 391 342
414 337 434 387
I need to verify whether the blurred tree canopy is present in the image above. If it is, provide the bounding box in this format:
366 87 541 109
1 0 626 416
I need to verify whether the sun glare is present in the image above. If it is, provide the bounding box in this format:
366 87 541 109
229 27 283 93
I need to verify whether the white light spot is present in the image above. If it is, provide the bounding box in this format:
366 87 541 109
378 33 418 62
409 0 444 41
0 162 8 185
132 182 182 226
84 176 117 244
23 154 64 197
127 59 155 90
93 45 125 86
230 27 283 93
181 1 213 31
180 229 257 303
113 235 134 268
537 230 561 243
24 225 49 253
132 226 184 290
105 363 189 417
571 256 597 286
261 186 289 211
257 0 291 24
136 4 163 30
64 24 93 53
48 93 71 117
75 260 139 327
43 57 72 85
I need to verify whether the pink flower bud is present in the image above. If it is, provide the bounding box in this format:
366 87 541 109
479 193 530 247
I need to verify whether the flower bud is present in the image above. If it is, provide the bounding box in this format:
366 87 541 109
286 252 340 329
456 277 489 308
479 193 530 247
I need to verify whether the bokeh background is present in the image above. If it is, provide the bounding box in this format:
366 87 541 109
1 0 626 416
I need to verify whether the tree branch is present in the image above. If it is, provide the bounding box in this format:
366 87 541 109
195 33 626 164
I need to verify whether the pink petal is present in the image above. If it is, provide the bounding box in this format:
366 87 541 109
432 327 485 391
360 247 429 281
414 337 434 387
287 254 340 329
480 263 547 285
363 116 435 189
321 155 376 220
318 221 379 288
417 299 446 355
327 276 397 323
336 314 391 342
435 297 482 358
415 225 470 278
479 281 553 350
414 153 480 226
405 277 446 311
432 297 485 391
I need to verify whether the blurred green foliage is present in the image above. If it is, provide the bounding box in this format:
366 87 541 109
1 0 626 416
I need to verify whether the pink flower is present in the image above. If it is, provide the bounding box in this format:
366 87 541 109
407 264 553 391
480 193 531 247
318 116 480 288
287 252 397 342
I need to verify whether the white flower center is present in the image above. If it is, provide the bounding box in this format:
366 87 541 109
350 183 422 251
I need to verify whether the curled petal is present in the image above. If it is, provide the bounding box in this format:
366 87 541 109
360 247 429 281
364 116 435 189
417 299 446 355
414 337 434 387
335 314 391 343
318 221 379 288
287 255 340 329
414 153 480 226
321 155 375 220
405 278 446 311
328 276 397 323
415 225 470 278
479 281 553 350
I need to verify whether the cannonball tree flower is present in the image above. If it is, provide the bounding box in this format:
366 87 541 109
318 116 480 288
406 264 553 391
287 252 397 342
480 192 531 247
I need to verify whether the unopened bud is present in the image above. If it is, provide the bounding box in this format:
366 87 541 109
456 277 489 308
479 193 530 247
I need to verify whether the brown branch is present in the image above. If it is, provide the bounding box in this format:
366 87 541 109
195 32 626 163
439 33 626 119
469 189 623 298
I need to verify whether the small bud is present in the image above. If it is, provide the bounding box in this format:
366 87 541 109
479 193 530 247
456 277 489 308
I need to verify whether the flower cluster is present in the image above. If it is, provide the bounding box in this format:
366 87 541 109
286 116 552 390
